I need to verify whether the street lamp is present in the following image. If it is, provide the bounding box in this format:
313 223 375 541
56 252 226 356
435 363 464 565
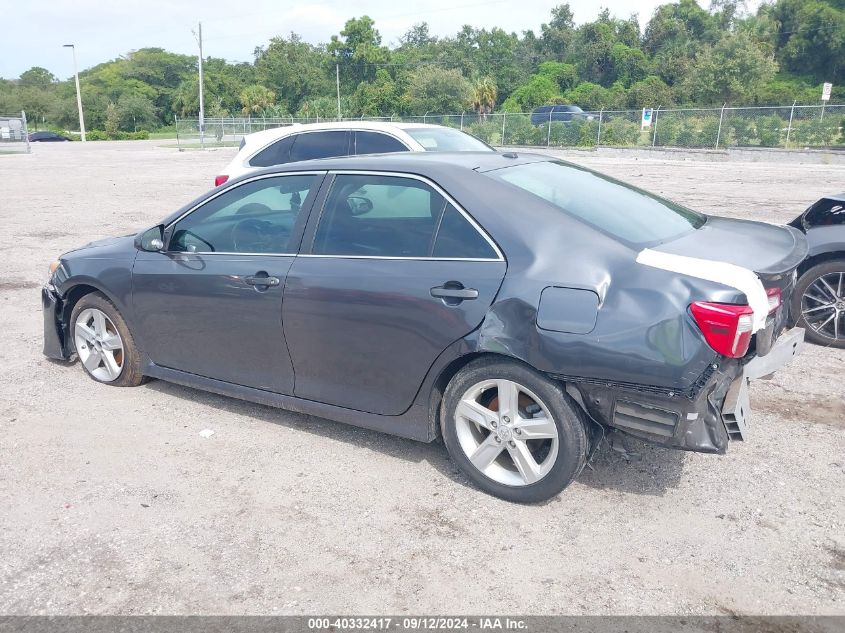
63 44 86 142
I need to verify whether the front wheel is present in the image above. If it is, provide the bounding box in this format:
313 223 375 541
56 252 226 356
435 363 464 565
441 358 588 503
792 260 845 348
70 292 145 386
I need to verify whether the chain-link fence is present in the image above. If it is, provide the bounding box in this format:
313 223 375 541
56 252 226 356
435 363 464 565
174 104 844 151
0 112 30 154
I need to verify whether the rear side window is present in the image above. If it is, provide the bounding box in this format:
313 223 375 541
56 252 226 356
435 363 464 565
355 131 408 155
312 174 497 259
490 161 705 246
804 199 845 228
433 205 498 259
249 135 294 167
289 131 350 162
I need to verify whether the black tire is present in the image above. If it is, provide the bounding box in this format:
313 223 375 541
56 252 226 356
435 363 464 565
792 259 845 349
440 357 588 503
70 292 146 386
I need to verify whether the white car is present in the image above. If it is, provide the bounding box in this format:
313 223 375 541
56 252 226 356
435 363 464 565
215 121 493 186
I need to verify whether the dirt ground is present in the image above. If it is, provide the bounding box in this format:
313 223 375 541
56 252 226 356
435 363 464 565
0 141 843 615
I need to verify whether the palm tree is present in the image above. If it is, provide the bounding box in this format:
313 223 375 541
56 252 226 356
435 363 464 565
472 77 497 119
239 85 276 116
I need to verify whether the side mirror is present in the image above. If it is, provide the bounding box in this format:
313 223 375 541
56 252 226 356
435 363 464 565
136 225 165 252
346 196 373 216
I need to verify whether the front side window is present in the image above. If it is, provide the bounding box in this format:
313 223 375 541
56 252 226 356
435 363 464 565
488 160 705 246
312 174 497 259
169 174 320 254
289 131 350 162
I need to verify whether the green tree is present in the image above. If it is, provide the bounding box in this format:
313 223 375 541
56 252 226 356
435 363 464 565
116 93 157 131
329 16 390 89
19 67 56 87
680 31 778 104
502 75 561 112
239 85 276 115
471 77 498 117
255 33 332 112
403 66 472 114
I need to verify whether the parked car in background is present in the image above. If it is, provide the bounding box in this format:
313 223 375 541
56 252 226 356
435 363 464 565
789 193 845 347
215 121 494 186
530 105 593 126
29 131 70 142
43 152 806 502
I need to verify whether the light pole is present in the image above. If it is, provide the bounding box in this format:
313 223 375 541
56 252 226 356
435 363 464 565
63 44 86 141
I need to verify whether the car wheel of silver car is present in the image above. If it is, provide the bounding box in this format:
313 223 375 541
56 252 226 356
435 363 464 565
793 260 845 349
441 357 588 503
70 292 146 386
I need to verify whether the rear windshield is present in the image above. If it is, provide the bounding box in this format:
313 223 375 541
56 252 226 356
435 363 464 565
489 160 705 246
404 127 492 152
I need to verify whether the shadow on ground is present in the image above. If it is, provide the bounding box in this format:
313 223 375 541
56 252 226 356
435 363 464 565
146 378 685 500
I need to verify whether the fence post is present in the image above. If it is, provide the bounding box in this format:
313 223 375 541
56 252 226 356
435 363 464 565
501 111 506 145
651 106 661 147
785 101 796 146
460 111 464 131
21 110 30 154
547 109 552 147
596 109 603 148
175 114 180 149
715 102 727 149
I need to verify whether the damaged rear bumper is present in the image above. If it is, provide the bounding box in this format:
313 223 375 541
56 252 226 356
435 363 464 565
555 326 805 454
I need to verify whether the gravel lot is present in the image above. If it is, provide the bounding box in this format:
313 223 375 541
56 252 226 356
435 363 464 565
0 141 843 615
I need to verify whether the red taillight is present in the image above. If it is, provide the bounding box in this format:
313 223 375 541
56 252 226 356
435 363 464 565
214 175 229 187
766 287 782 314
689 302 755 358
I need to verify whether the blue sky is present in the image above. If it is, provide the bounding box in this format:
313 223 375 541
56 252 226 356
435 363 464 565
1 1 760 80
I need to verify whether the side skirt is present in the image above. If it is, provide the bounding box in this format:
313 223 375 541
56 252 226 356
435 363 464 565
143 362 433 443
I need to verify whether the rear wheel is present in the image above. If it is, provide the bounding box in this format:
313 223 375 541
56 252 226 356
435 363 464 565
441 358 587 503
70 292 145 386
793 260 845 348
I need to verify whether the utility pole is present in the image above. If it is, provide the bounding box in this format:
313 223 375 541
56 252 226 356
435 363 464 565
193 22 205 145
336 64 341 120
63 44 86 141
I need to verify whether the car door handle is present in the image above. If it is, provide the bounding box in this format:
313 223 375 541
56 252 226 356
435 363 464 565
430 284 478 300
245 275 280 287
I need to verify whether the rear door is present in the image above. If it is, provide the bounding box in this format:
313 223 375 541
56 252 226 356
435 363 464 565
282 171 507 415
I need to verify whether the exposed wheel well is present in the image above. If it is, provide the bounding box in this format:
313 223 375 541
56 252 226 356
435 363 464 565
427 351 541 441
57 284 101 354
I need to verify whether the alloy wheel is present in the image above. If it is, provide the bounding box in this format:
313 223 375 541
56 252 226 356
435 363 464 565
73 307 125 382
801 271 845 343
454 379 559 486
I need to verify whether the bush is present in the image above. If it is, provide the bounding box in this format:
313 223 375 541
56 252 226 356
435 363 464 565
78 129 150 141
696 116 722 148
467 120 502 145
727 116 756 146
756 115 785 147
501 114 543 145
548 120 599 147
600 117 640 146
790 118 837 147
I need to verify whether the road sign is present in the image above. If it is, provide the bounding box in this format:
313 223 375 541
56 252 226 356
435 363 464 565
641 108 653 129
822 82 833 101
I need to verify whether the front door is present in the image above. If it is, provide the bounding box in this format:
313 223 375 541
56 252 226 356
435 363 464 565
283 172 506 415
132 172 324 393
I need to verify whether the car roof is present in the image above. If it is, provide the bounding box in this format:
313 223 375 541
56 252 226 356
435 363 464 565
822 193 845 202
247 150 548 176
241 121 453 145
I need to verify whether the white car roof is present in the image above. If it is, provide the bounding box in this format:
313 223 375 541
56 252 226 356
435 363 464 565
240 121 445 147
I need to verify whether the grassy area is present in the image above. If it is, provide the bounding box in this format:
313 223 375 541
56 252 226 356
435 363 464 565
160 142 240 150
148 127 178 139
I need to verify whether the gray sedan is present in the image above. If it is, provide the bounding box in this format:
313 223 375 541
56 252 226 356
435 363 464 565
43 152 807 502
